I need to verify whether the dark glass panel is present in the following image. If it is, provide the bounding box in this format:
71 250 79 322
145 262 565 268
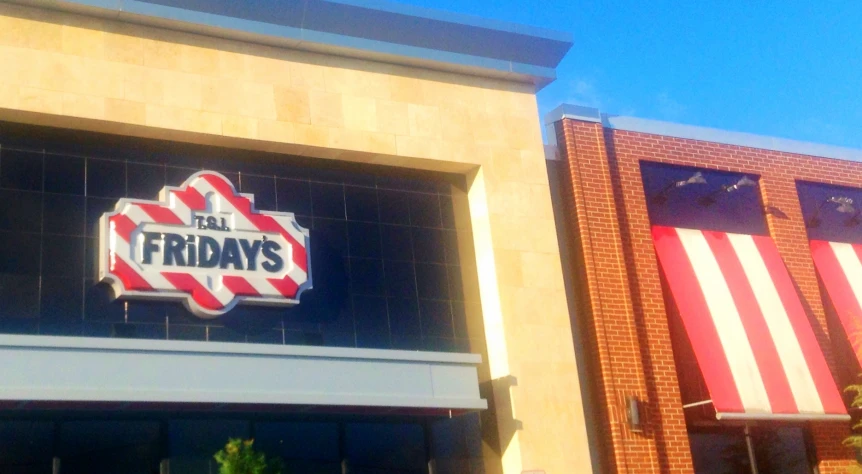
345 186 379 222
423 337 458 352
0 189 41 232
42 194 85 236
415 263 449 300
376 175 437 193
349 258 385 296
440 195 456 229
86 158 126 198
451 300 469 339
169 419 250 474
240 174 276 211
383 261 417 297
84 238 97 280
387 297 421 336
44 153 85 195
321 331 355 347
447 266 464 301
380 224 413 261
347 222 381 258
207 324 248 343
60 421 160 474
167 302 208 326
165 166 198 187
41 235 85 278
356 329 391 349
254 422 339 463
126 301 169 323
443 229 460 265
126 162 165 199
276 178 312 215
0 274 40 318
122 323 167 340
0 421 53 474
0 123 467 351
40 277 83 320
82 321 112 337
390 334 423 350
412 227 445 264
313 219 348 254
83 281 125 322
377 189 412 224
408 192 442 228
0 318 39 334
0 231 41 275
352 295 388 333
641 162 766 235
689 427 814 474
345 423 425 473
310 182 345 219
419 299 453 338
431 415 485 474
40 320 83 336
85 197 117 237
294 213 312 229
0 149 43 191
246 328 284 345
168 324 207 341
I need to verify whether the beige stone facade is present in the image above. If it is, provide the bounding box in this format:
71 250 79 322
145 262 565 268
0 3 590 472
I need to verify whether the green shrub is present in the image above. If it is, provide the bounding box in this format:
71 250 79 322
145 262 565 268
213 438 284 474
846 383 862 473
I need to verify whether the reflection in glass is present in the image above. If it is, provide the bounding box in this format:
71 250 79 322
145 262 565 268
60 421 160 474
690 426 812 474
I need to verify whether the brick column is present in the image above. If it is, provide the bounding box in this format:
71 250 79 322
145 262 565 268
554 117 694 473
758 173 853 474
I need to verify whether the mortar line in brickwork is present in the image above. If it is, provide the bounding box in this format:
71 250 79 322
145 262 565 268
569 120 638 473
562 121 624 472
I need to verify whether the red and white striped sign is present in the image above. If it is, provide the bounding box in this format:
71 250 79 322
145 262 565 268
652 226 846 420
99 171 311 318
810 240 862 367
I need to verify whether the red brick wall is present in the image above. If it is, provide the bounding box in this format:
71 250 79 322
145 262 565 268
555 117 858 474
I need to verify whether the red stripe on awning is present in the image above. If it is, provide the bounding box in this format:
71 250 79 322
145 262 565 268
759 237 846 414
652 226 744 413
810 240 862 367
653 226 847 420
703 231 797 414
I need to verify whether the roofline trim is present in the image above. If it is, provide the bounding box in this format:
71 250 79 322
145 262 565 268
545 104 862 164
8 0 567 90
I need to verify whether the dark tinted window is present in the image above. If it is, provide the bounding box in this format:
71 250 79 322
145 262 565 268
255 422 340 473
346 423 425 473
641 161 766 235
169 420 250 474
60 421 161 474
0 421 53 474
0 123 468 353
689 426 813 474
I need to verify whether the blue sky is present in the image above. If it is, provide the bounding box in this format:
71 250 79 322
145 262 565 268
396 0 862 149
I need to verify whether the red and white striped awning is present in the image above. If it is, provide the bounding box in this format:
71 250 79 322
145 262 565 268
810 240 862 367
652 226 847 421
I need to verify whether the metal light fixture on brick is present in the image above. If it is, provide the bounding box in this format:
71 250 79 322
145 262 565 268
626 395 643 433
651 172 707 204
808 196 856 228
697 176 758 207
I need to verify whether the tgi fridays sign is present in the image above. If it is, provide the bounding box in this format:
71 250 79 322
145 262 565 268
99 171 311 318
